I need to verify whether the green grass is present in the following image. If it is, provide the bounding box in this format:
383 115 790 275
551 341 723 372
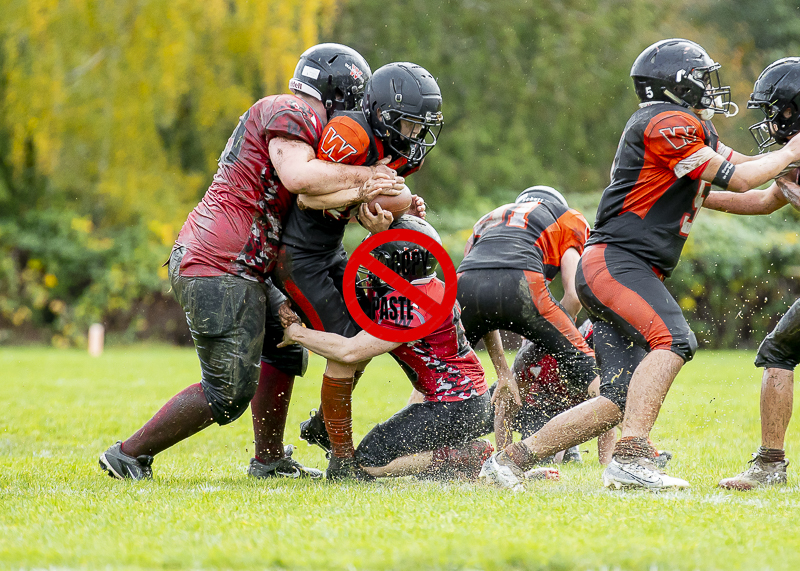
1 346 799 571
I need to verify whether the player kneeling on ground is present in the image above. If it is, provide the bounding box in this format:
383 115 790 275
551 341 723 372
279 216 494 480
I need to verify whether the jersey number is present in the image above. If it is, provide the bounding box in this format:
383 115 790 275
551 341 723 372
506 203 540 229
679 181 707 237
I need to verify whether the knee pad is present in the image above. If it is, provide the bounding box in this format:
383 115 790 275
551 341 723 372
203 365 260 426
599 382 628 411
354 425 393 468
755 335 800 370
669 330 698 363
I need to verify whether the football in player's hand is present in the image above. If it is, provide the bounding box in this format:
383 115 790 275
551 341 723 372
368 185 412 218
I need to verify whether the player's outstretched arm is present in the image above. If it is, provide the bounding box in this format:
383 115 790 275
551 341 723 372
269 138 402 196
701 135 800 192
558 248 582 321
280 323 400 364
704 183 788 215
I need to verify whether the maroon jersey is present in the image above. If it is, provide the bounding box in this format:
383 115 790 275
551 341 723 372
458 201 590 280
281 110 417 252
587 102 733 277
376 277 487 402
176 95 323 280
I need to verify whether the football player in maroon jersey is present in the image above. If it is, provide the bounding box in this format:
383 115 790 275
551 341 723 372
278 216 494 480
482 39 800 491
99 44 405 481
703 58 800 490
271 63 442 479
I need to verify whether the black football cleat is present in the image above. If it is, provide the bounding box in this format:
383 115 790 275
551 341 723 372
325 455 374 481
99 441 153 480
299 409 332 455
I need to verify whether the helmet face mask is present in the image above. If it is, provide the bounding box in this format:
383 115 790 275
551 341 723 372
363 62 444 168
747 57 800 151
630 39 734 118
289 43 371 120
379 108 444 166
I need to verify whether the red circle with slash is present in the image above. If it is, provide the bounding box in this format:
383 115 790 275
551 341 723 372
343 229 457 343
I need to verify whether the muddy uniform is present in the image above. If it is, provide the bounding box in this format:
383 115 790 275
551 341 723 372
576 101 733 409
355 278 492 467
490 320 595 439
172 95 321 424
275 110 416 337
457 200 596 395
755 300 800 371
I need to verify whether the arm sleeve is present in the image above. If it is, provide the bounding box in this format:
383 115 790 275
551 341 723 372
265 100 320 147
558 209 591 255
645 111 709 178
316 116 371 165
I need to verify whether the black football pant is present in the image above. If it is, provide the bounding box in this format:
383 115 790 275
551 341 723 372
576 243 696 409
755 298 800 371
457 268 596 395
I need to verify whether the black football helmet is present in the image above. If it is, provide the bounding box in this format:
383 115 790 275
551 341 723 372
747 57 800 151
630 38 734 119
357 216 442 300
515 185 569 209
362 62 444 168
289 43 371 119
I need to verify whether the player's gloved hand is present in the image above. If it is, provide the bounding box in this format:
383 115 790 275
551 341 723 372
777 169 800 210
408 194 426 220
358 202 393 234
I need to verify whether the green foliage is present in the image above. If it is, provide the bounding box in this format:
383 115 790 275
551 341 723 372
669 207 800 349
0 0 334 344
2 347 800 570
331 0 669 209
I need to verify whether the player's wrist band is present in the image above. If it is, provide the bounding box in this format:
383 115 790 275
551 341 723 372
712 160 735 189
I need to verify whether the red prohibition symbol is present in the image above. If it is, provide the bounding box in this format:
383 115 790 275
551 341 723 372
343 229 458 343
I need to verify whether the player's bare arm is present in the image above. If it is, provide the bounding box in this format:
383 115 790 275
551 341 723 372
269 137 402 195
558 247 582 321
700 134 800 192
296 174 405 210
280 323 400 364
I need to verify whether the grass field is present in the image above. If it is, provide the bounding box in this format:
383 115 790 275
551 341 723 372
1 346 799 571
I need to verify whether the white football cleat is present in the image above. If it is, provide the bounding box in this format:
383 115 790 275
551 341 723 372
603 457 690 491
479 451 525 490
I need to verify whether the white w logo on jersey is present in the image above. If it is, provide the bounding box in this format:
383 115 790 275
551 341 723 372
659 125 697 150
320 128 358 162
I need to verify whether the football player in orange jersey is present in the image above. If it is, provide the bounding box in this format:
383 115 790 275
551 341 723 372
482 39 800 491
270 62 444 479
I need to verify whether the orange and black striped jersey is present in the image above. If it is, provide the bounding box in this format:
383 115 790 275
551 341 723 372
587 102 733 276
281 110 417 252
458 200 590 280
